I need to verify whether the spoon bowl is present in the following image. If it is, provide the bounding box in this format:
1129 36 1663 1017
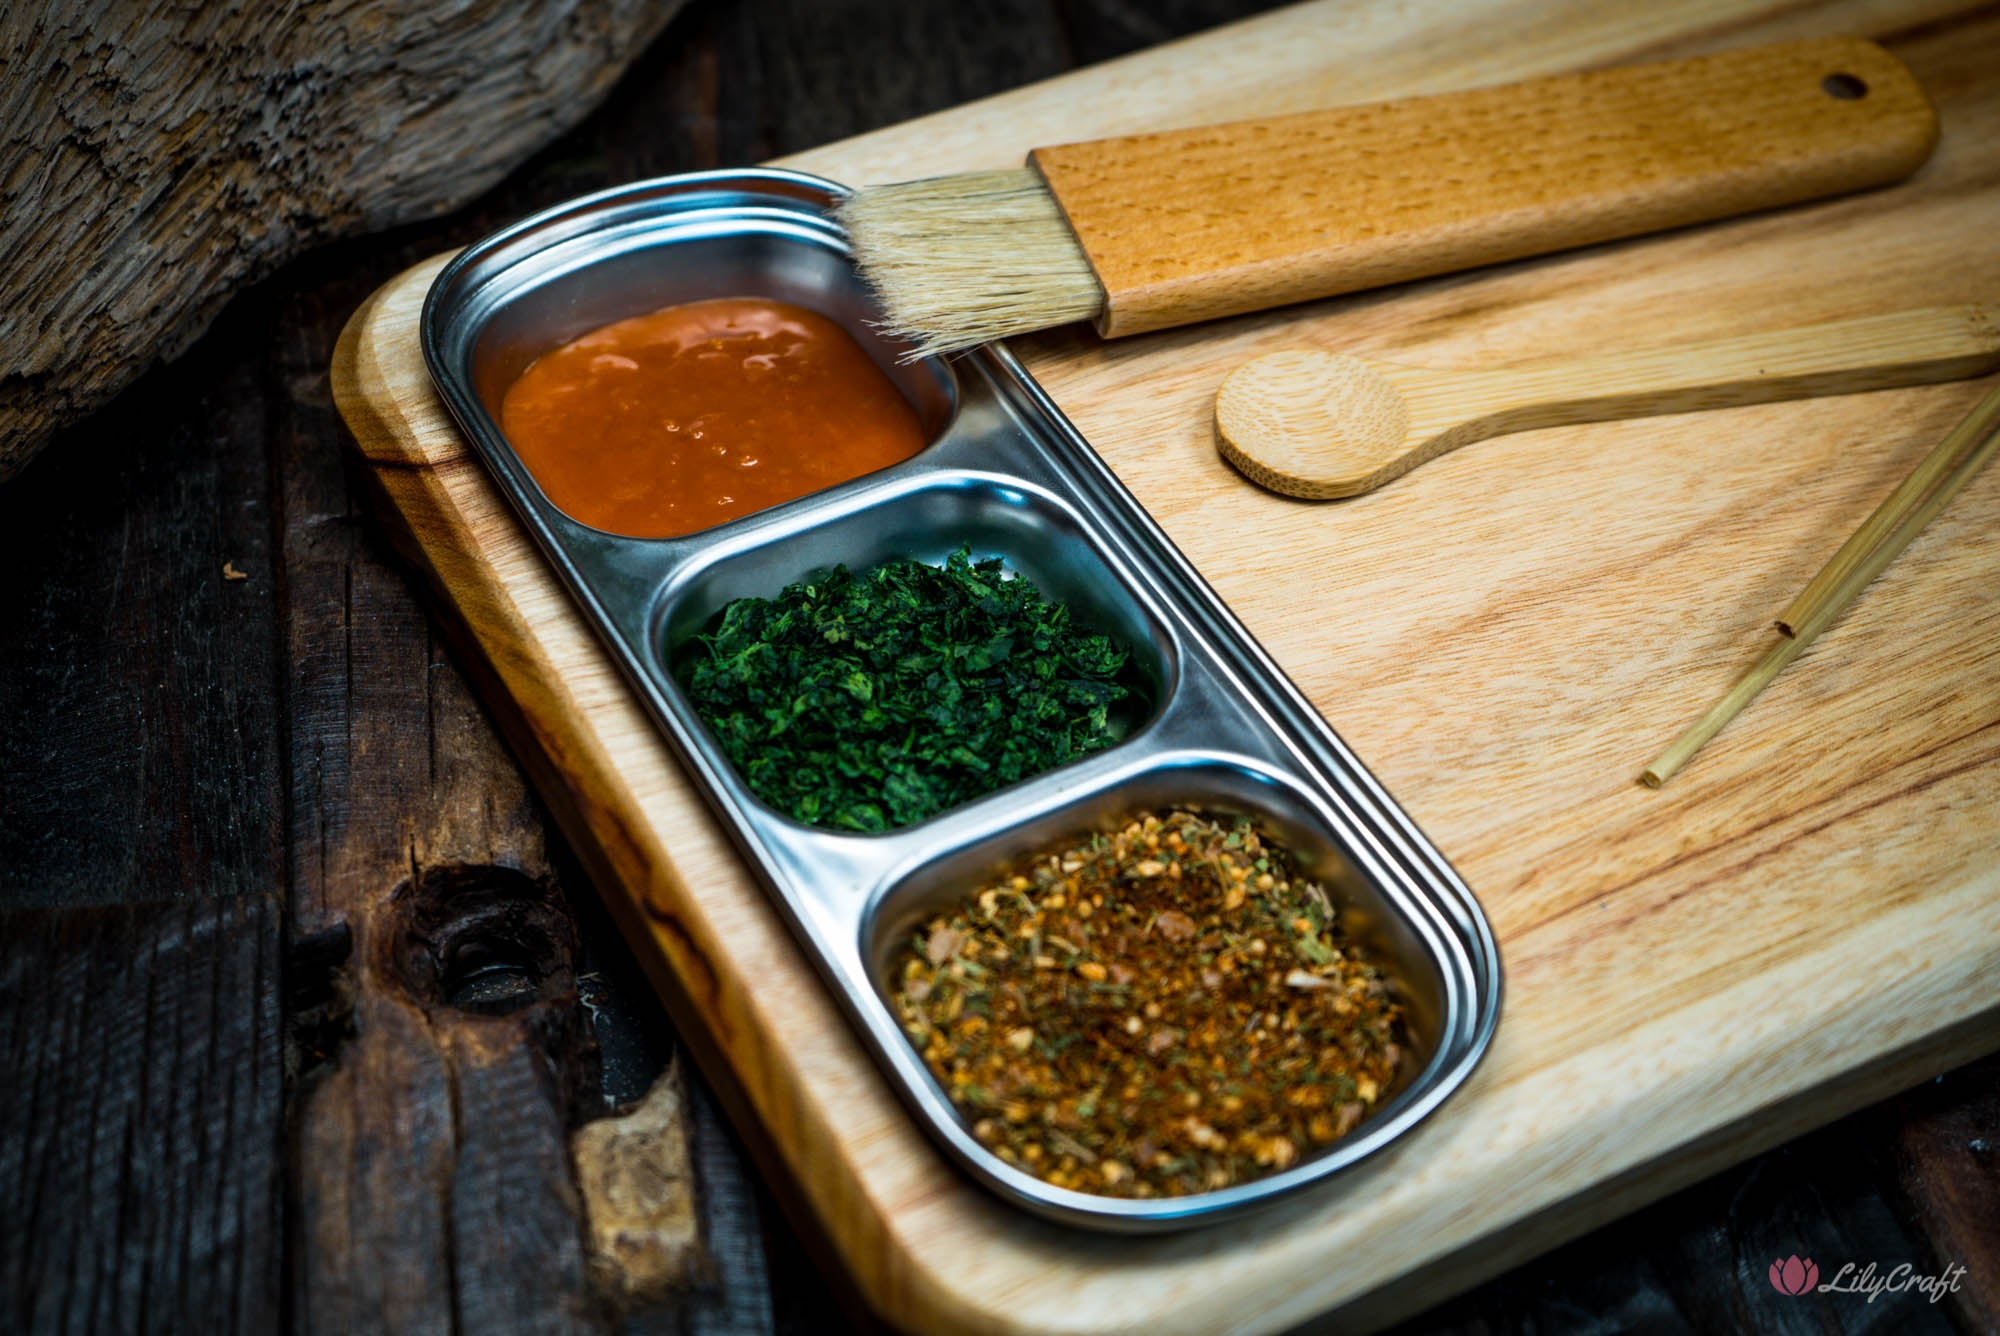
1215 350 1415 498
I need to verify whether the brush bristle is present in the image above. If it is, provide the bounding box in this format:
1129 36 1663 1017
837 168 1103 358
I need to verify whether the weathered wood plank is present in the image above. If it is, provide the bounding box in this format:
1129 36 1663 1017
1891 1054 2000 1333
746 0 1069 149
572 883 794 1336
0 261 289 1336
274 265 616 1334
0 305 282 908
0 896 284 1335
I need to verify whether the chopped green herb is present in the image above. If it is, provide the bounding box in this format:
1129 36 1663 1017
675 547 1143 831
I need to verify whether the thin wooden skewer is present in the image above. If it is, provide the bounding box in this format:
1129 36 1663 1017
1643 380 2000 788
1776 382 2000 635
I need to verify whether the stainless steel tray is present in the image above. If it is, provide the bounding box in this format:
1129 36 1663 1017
421 168 1502 1232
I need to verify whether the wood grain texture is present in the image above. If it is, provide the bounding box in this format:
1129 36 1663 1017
0 0 683 479
281 316 609 1333
332 1 2000 1332
1891 1055 2000 1333
1644 380 2000 787
1392 1059 1974 1334
0 283 292 1332
0 897 283 1336
1780 373 2000 636
1030 36 1937 336
286 290 600 1336
272 250 722 1335
0 304 283 909
1215 304 2000 497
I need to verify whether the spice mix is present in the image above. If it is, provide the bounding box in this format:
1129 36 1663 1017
891 809 1410 1198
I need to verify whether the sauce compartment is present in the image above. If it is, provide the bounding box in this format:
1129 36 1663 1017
654 471 1178 833
423 172 957 539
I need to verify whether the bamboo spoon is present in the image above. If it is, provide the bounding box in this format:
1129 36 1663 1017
1215 305 2000 499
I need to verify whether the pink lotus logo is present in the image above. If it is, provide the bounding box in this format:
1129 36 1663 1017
1769 1256 1820 1296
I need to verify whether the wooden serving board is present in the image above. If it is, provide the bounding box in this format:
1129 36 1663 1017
333 2 2000 1331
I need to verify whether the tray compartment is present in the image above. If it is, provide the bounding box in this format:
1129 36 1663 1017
651 471 1179 832
423 172 958 540
863 754 1457 1102
461 228 956 440
850 751 1474 1226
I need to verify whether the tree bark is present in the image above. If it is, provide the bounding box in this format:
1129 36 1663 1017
0 0 683 478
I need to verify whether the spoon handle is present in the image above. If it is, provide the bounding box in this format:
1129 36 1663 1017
1414 305 2000 444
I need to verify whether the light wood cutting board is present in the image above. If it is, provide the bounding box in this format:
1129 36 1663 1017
332 2 2000 1331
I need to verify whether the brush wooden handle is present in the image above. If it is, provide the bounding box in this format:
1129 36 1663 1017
1215 305 2000 499
1030 37 1937 339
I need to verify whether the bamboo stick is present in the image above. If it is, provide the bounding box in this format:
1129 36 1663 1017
1776 380 2000 635
1644 380 2000 787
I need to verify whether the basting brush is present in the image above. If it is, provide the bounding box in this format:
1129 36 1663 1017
837 37 1937 358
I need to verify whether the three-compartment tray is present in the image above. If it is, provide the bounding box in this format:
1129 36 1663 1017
420 168 1501 1231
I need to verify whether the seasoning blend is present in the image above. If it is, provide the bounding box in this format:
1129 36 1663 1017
500 296 928 538
891 810 1409 1199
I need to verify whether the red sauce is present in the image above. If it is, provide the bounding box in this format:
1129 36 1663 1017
499 297 929 538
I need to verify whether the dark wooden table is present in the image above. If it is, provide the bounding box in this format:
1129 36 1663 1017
3 2 1996 1332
